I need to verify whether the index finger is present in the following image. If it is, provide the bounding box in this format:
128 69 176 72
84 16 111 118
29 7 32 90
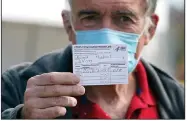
28 72 80 87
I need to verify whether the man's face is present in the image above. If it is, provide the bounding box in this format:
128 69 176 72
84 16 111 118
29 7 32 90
63 0 158 59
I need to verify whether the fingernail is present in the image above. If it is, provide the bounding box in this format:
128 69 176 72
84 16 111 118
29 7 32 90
78 86 85 95
73 99 77 106
74 75 80 83
74 79 80 83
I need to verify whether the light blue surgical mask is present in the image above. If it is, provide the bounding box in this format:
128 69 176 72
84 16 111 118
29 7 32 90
75 28 143 73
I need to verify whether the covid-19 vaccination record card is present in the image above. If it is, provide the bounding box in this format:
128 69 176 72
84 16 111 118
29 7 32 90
72 44 128 86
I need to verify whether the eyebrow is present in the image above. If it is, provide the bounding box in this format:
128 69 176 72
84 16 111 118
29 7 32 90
113 10 138 19
77 10 100 17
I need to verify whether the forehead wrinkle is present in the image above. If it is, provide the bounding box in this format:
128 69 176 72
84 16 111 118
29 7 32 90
76 4 136 15
72 0 146 17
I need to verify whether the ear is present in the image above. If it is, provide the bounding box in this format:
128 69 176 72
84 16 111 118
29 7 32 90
61 10 76 43
61 10 72 34
148 14 159 40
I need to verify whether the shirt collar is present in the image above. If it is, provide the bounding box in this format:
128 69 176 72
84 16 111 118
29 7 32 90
135 61 156 106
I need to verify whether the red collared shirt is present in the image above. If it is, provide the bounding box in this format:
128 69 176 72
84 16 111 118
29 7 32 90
72 61 159 119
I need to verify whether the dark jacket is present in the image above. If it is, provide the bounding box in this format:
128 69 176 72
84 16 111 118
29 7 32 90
1 45 185 119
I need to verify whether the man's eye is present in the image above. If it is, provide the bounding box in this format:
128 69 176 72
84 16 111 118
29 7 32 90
113 15 135 30
83 15 98 21
81 15 99 27
119 16 133 23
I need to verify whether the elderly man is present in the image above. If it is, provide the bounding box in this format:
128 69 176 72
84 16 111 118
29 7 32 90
1 0 184 119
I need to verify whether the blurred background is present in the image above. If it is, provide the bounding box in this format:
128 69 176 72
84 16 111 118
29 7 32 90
2 0 184 84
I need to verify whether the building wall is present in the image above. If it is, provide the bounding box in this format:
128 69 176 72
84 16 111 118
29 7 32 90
2 21 69 72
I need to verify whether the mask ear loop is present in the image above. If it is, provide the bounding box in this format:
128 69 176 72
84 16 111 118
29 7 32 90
135 17 150 61
138 17 150 40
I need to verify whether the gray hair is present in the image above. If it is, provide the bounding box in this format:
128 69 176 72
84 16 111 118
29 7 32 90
67 0 157 34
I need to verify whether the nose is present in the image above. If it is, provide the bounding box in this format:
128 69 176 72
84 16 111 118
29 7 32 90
101 16 115 30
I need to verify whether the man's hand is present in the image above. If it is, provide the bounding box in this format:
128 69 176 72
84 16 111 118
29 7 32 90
22 72 85 119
